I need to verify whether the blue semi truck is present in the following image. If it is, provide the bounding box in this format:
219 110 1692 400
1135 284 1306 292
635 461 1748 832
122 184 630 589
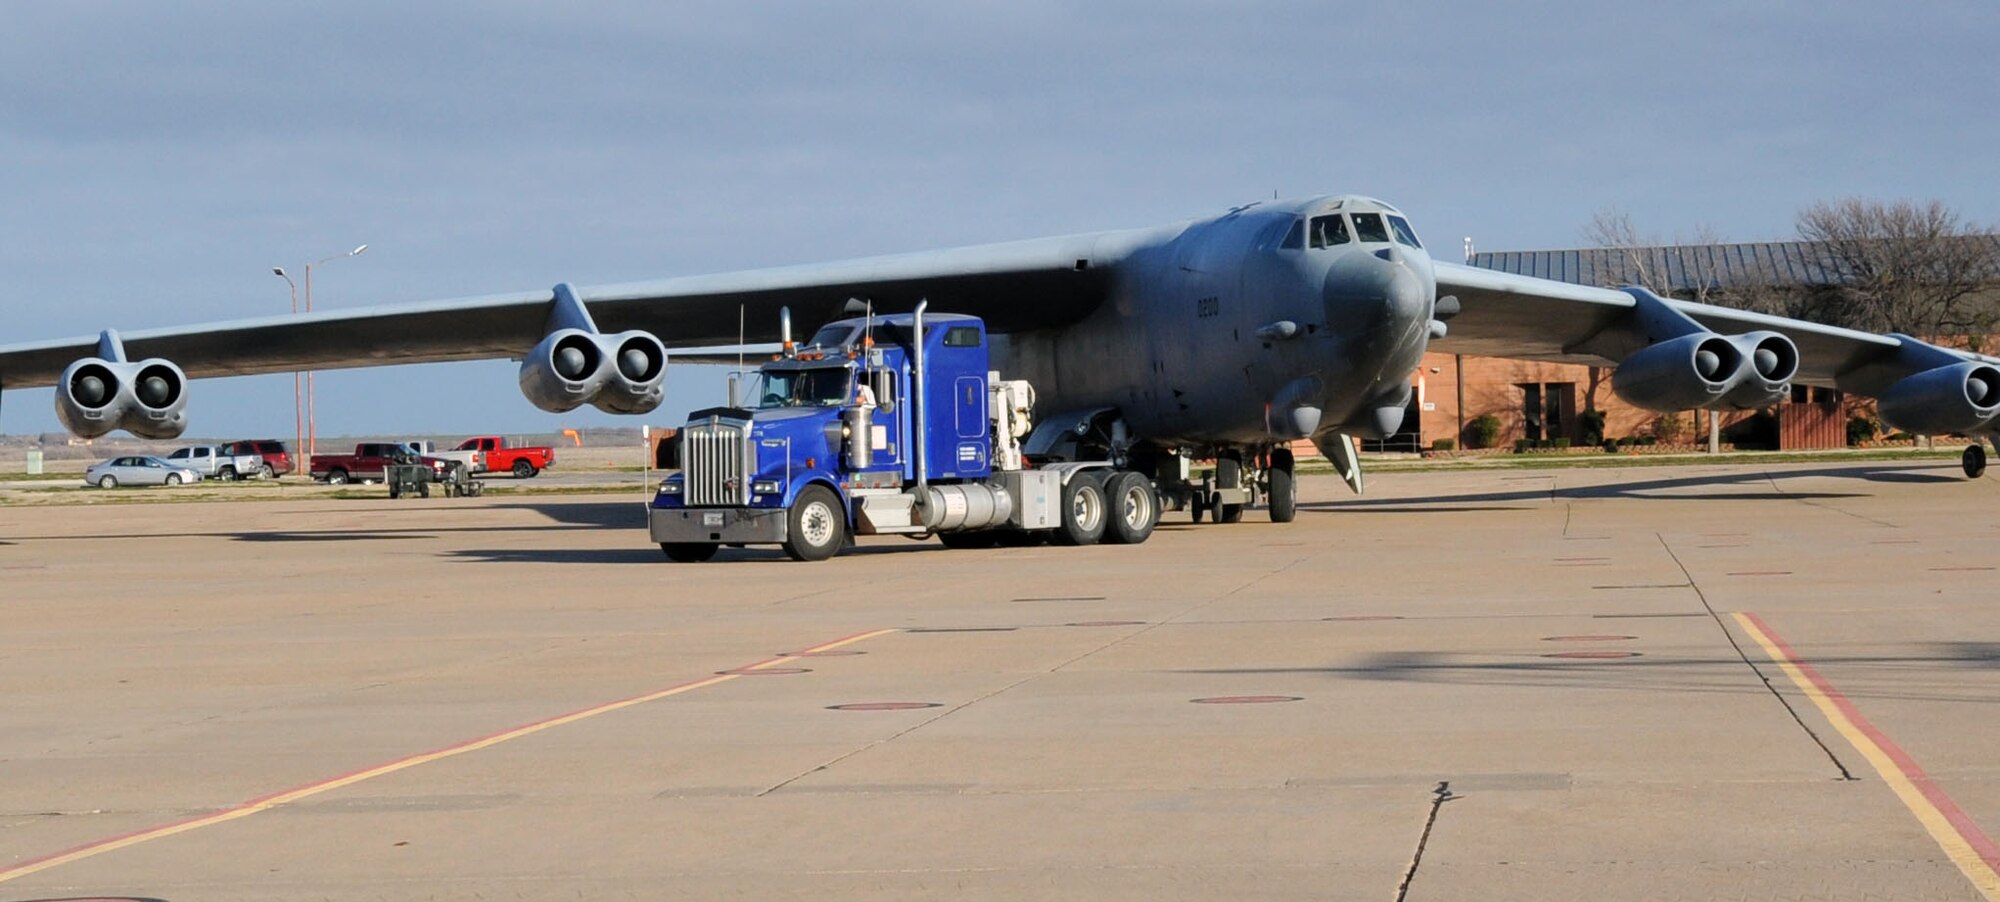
649 303 1160 561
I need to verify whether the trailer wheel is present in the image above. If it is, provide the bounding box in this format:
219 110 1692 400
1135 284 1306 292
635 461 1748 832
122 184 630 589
661 542 719 562
784 485 846 562
1268 448 1297 523
1102 471 1158 545
1053 472 1108 546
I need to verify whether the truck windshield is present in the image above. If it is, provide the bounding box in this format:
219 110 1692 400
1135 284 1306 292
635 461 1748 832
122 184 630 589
754 367 853 408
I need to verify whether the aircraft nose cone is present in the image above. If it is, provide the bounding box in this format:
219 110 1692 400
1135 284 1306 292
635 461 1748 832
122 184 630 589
1323 248 1432 341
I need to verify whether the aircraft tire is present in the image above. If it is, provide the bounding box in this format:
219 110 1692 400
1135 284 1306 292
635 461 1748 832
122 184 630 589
1965 443 1988 479
1053 472 1109 546
661 542 720 562
784 485 847 562
1213 458 1244 523
1268 454 1297 523
1102 471 1158 545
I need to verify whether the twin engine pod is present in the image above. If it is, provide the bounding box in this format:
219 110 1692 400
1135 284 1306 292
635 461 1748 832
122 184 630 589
518 328 668 414
1876 361 2000 436
1611 331 1800 413
55 356 188 440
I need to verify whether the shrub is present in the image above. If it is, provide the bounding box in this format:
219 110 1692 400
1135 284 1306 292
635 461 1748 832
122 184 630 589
1431 438 1456 451
1513 438 1531 453
1603 438 1621 453
1552 437 1571 449
1467 414 1503 450
1578 410 1606 446
1846 415 1878 446
1651 412 1687 443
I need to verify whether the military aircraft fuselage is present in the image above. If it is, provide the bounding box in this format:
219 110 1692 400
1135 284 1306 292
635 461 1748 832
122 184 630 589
994 194 1436 449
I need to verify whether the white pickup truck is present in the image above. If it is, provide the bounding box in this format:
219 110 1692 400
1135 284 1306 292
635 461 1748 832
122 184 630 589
164 444 266 481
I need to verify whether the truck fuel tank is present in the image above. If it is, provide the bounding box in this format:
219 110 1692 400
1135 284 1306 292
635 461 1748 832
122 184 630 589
921 483 1014 531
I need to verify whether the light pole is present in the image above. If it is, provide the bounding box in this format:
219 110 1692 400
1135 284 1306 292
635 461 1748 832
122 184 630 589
272 267 301 477
293 244 367 477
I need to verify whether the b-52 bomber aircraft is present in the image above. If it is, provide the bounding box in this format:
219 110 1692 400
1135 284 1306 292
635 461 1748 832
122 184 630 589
2 194 1995 528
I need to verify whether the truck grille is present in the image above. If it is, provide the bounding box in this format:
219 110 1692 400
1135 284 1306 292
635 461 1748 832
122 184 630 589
682 417 753 506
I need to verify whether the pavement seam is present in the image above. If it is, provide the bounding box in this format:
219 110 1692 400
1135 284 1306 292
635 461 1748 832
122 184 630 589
1656 533 1855 781
1760 468 1904 529
1391 781 1456 902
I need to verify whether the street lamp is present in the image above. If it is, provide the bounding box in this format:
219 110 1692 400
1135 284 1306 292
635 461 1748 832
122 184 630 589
272 267 301 478
276 244 368 478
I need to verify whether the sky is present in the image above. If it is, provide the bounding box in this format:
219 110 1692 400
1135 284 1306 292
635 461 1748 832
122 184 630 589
3 0 1996 438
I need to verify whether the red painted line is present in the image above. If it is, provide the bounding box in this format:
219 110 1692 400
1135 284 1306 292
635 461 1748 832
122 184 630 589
1741 612 2000 871
0 626 895 884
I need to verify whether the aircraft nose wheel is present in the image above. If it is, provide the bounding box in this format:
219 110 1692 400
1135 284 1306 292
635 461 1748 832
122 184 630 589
1964 443 1988 479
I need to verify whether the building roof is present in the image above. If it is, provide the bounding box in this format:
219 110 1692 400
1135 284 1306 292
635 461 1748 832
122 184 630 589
1469 235 2000 292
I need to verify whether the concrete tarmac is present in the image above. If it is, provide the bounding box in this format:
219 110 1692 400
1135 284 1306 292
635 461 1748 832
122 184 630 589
2 460 1998 900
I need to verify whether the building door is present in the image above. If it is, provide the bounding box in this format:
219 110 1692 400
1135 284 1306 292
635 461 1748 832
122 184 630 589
1519 382 1576 443
1519 384 1545 442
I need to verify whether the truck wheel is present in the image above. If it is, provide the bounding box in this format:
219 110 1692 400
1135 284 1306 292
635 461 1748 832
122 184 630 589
661 542 719 562
327 469 349 485
1102 471 1158 545
784 485 846 562
218 466 236 481
512 459 536 478
1268 449 1297 523
389 483 402 499
1053 472 1108 546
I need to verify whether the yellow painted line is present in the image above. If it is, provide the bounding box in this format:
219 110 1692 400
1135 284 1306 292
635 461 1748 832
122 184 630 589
1735 612 2000 898
0 627 897 885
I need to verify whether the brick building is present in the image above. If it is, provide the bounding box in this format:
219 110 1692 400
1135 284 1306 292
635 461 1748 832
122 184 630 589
1377 236 2000 451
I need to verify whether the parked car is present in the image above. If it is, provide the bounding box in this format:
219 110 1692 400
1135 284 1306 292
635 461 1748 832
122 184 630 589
450 435 558 478
220 439 292 477
165 444 265 481
311 442 453 484
85 456 203 488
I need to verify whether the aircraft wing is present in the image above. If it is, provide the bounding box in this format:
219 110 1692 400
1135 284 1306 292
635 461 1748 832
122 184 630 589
1427 261 1989 395
0 230 1137 390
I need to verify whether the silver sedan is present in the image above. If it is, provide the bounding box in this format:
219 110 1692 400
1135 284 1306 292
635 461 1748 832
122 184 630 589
84 455 204 489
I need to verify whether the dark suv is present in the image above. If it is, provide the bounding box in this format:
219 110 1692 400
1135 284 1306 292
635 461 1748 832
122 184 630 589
221 439 293 477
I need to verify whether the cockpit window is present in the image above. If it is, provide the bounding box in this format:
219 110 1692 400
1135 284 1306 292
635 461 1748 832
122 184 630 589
1387 215 1423 249
753 367 853 409
1308 214 1350 248
1351 212 1390 243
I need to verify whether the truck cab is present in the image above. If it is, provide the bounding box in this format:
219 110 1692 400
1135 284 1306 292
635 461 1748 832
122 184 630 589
650 308 1158 562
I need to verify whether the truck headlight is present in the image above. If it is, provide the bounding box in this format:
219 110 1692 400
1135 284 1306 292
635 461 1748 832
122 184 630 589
752 480 780 494
659 480 682 494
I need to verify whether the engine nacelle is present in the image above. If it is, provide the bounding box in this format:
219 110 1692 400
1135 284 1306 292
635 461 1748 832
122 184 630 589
1877 362 2000 435
54 357 188 440
1718 331 1800 409
1610 333 1745 413
517 328 667 414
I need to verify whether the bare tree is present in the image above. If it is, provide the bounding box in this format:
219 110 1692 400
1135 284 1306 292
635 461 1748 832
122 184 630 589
1794 198 1999 339
1582 207 1658 290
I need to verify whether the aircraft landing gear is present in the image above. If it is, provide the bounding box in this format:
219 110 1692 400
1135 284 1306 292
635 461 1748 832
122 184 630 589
1964 442 1988 479
1266 447 1296 523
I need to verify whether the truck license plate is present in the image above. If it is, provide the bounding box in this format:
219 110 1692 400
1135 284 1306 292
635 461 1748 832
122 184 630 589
702 512 725 527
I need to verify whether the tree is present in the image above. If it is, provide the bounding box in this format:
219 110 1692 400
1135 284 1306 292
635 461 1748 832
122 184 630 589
1793 198 1999 339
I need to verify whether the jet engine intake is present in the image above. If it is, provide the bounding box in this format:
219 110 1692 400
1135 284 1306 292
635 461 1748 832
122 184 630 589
517 328 667 414
1876 361 2000 436
1718 331 1800 409
1610 333 1745 413
55 357 188 440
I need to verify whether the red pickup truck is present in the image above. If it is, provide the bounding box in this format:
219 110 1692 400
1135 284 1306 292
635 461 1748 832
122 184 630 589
447 436 557 478
312 443 454 485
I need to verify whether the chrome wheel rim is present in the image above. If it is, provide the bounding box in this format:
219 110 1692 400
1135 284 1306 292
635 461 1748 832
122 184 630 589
1120 483 1152 529
1071 483 1103 531
801 500 836 547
